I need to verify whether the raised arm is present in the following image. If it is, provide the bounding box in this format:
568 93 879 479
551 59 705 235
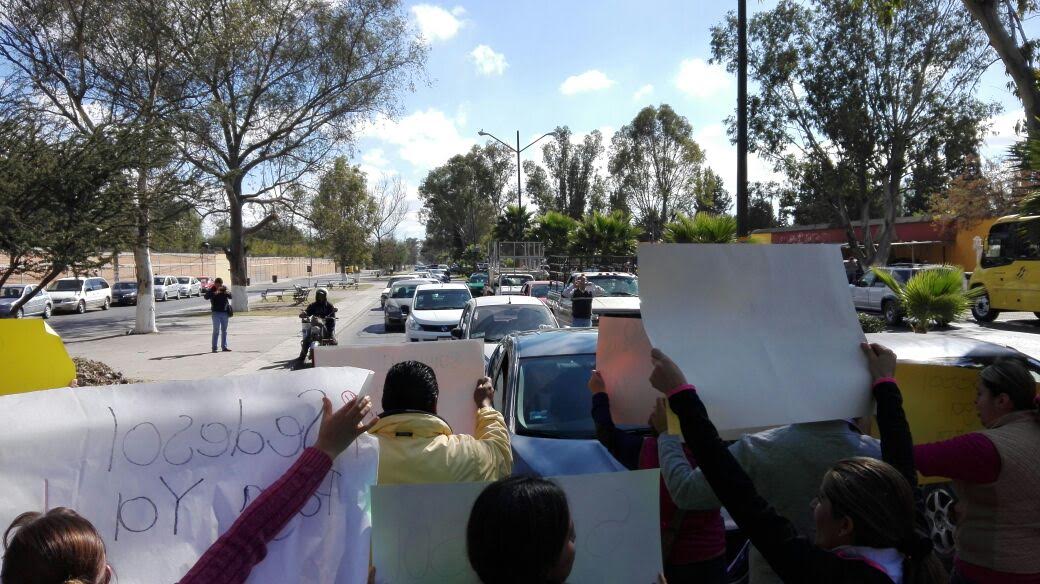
860 343 916 487
456 377 512 480
588 371 644 470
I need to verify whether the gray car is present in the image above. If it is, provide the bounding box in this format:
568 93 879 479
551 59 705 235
153 275 182 301
849 264 940 325
383 278 438 331
175 276 202 298
0 285 52 319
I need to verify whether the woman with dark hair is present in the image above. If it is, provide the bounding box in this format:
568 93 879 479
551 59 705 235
651 343 946 584
204 277 232 353
2 396 377 584
467 476 575 584
913 359 1040 583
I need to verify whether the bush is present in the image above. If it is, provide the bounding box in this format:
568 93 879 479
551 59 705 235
663 213 738 243
858 312 887 333
873 265 981 333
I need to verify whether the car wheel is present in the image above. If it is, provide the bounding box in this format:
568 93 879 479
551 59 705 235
162 292 168 302
76 300 86 314
42 304 51 319
970 290 999 323
882 300 902 326
923 486 957 562
102 297 110 310
16 307 24 319
384 317 391 331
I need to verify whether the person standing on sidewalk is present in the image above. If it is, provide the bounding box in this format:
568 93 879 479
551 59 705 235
204 277 232 353
571 274 594 328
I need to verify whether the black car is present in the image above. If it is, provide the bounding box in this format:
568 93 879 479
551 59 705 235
112 281 139 305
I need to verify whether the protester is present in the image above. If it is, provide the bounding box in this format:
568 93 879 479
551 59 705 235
1 395 378 584
912 359 1040 583
570 274 594 328
367 361 512 484
650 344 946 584
588 371 726 583
657 395 880 584
204 277 232 353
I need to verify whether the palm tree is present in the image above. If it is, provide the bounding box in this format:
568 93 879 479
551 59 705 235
873 265 982 333
570 211 640 257
663 213 738 243
492 204 532 241
531 211 578 256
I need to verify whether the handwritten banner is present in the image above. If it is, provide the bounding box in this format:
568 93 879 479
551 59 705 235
371 470 663 584
315 341 486 435
0 368 377 584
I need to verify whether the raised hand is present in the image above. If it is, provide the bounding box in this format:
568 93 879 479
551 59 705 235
473 376 494 408
649 348 687 394
587 370 607 394
860 342 897 381
314 395 377 459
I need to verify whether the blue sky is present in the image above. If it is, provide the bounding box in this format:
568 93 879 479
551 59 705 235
355 1 1036 239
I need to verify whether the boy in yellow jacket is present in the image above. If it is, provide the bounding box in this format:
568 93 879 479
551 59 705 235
368 361 512 484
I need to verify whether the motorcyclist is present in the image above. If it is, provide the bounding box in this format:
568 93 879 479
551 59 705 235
299 287 338 345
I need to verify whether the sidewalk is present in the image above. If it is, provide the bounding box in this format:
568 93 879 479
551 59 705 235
64 286 378 382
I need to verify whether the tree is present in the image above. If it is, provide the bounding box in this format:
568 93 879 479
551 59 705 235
310 159 376 271
419 146 507 259
609 105 707 241
531 211 578 257
493 205 533 241
570 211 640 257
172 0 425 311
693 168 733 215
711 0 996 265
403 237 420 265
540 127 605 219
370 174 409 271
929 156 1025 226
663 214 738 243
523 160 554 213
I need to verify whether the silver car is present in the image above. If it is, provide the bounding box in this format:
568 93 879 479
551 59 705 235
0 285 52 319
849 264 940 325
153 275 182 301
175 276 202 298
383 278 438 331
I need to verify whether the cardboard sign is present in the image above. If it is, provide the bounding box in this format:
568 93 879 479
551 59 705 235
595 316 657 425
0 368 377 584
314 340 486 435
371 470 662 584
639 244 871 433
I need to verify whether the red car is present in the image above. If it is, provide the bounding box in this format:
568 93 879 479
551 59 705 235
197 277 215 292
521 280 553 304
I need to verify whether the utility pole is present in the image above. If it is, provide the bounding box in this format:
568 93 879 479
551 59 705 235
516 131 522 208
478 129 558 210
736 0 749 237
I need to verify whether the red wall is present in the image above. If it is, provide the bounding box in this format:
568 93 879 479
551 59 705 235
768 221 949 245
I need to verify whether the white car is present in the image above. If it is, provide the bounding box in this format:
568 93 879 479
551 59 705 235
405 283 472 342
175 276 202 298
380 274 424 307
384 278 438 331
46 276 112 314
494 273 534 295
452 295 559 361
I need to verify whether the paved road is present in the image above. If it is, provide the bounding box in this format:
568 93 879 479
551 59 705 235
44 273 367 343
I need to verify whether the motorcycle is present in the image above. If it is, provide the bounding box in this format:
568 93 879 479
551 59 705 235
296 309 338 367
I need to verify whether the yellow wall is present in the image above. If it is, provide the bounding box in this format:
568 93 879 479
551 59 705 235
748 233 772 244
950 218 998 272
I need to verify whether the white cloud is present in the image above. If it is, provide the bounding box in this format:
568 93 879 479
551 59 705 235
360 108 475 170
675 58 731 99
632 84 654 102
559 70 616 96
983 111 1024 151
361 148 388 168
470 44 508 76
411 4 465 43
694 123 784 198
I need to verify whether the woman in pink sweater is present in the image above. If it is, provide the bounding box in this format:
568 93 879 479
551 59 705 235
1 395 377 584
913 359 1040 584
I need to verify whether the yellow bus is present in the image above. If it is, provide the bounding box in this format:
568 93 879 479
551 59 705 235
968 214 1040 322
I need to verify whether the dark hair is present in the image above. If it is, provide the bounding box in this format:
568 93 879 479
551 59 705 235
2 508 109 584
382 361 438 413
821 458 945 584
980 359 1038 411
213 278 223 285
467 476 571 584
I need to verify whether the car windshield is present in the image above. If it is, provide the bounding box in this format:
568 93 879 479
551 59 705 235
529 284 549 297
391 284 419 299
517 353 641 439
178 277 190 284
469 274 488 283
470 305 555 342
114 282 137 290
154 277 167 285
586 276 639 296
47 280 83 291
2 287 23 298
413 289 470 310
502 275 532 287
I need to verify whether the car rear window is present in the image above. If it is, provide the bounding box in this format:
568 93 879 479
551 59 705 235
48 280 84 291
178 277 190 284
2 287 23 298
529 284 549 297
114 282 137 290
414 289 470 310
471 305 555 342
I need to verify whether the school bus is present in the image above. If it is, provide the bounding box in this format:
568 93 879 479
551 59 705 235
968 214 1040 322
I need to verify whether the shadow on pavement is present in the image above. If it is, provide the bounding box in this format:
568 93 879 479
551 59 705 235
362 324 391 335
148 352 216 361
978 319 1040 334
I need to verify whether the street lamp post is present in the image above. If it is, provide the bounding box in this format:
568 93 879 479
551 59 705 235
736 0 749 237
477 129 557 209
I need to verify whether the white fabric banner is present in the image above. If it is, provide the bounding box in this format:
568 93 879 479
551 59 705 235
0 368 378 584
638 243 871 432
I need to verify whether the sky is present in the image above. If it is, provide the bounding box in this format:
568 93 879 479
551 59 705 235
352 1 1035 240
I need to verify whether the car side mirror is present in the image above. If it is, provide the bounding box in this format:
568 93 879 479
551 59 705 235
450 328 463 339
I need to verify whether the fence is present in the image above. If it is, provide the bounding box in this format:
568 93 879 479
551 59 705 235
2 252 338 286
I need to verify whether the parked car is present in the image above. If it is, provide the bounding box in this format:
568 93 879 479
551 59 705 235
969 214 1040 322
521 280 553 304
492 273 534 296
0 285 52 318
380 274 424 308
175 276 202 298
451 295 559 361
111 281 139 305
429 268 450 283
383 278 437 331
46 277 111 313
405 283 472 342
197 276 215 293
849 264 940 325
466 273 489 296
546 272 640 326
153 275 183 301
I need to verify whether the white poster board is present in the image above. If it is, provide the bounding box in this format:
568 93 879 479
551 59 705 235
0 368 378 584
315 341 486 435
370 470 662 584
595 316 657 425
638 243 871 432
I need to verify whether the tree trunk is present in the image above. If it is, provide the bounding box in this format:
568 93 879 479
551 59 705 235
963 0 1040 136
133 170 158 334
228 198 249 312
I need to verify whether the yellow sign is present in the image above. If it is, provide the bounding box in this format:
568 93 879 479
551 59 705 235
0 320 76 396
